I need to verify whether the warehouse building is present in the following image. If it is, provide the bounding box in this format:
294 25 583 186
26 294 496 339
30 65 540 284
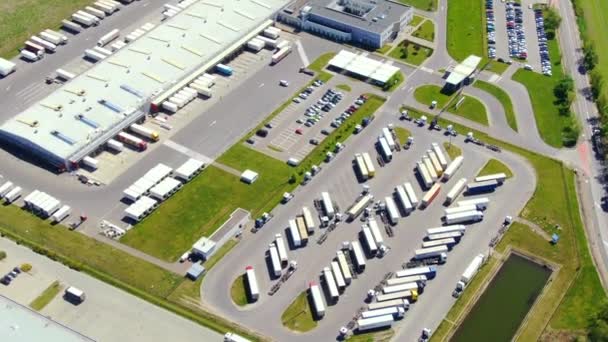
327 49 400 85
0 0 289 172
278 0 413 49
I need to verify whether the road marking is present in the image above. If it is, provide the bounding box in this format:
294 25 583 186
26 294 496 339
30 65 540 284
295 40 310 67
164 139 213 164
488 74 500 83
209 120 217 127
259 83 264 88
5 85 11 91
142 2 150 7
420 66 433 73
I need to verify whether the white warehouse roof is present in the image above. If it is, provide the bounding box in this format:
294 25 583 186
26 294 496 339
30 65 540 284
446 55 482 85
328 50 400 84
0 0 289 168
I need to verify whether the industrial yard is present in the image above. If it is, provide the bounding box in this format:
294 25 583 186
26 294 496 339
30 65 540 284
0 0 606 342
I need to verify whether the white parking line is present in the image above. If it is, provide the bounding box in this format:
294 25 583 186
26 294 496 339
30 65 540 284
164 139 213 164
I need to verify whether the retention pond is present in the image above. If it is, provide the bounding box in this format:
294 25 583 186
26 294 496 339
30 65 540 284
451 253 551 342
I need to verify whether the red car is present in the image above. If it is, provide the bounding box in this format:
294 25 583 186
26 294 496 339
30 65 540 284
295 128 303 135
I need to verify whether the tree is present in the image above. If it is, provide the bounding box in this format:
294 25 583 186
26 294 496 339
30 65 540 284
0 251 6 260
589 302 608 341
584 44 599 71
544 7 562 31
554 76 574 105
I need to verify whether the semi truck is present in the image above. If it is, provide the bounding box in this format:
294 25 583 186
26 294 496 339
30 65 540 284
454 254 485 297
445 178 467 205
357 315 394 332
354 153 369 180
296 216 309 245
378 137 393 162
271 46 291 65
84 6 106 18
414 245 448 262
444 210 483 224
376 289 418 302
426 225 466 236
117 132 147 151
336 251 352 284
386 275 427 286
24 41 45 56
0 58 16 76
382 282 421 294
275 234 288 266
331 261 346 291
423 156 438 181
442 156 464 181
350 241 366 273
416 162 433 189
321 192 335 218
403 182 419 207
361 225 378 257
130 123 159 142
363 152 376 178
368 298 410 311
396 266 437 279
309 282 326 318
256 35 278 49
367 218 384 248
395 185 413 215
288 219 301 248
457 197 489 210
384 196 399 225
475 173 507 184
467 180 499 194
382 127 396 150
268 243 281 278
98 29 120 46
216 64 233 76
432 142 448 169
361 306 405 319
302 207 315 233
346 194 372 221
65 286 86 303
245 266 259 301
323 267 339 303
420 183 441 208
30 36 56 52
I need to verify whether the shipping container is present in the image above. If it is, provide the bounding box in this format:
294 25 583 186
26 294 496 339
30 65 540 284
444 210 484 224
403 182 419 207
130 123 159 141
296 216 308 245
275 234 288 266
288 219 301 248
368 298 409 311
321 192 335 218
378 137 392 162
302 207 315 233
271 46 291 64
98 28 120 46
336 251 352 284
117 131 147 151
362 152 376 177
355 153 369 180
350 241 366 272
384 196 399 225
376 290 418 302
268 243 281 277
386 275 427 286
367 218 384 247
457 197 489 210
309 282 325 318
396 266 437 279
426 225 466 236
414 245 448 260
395 185 413 215
420 183 441 208
346 194 372 221
445 178 467 204
442 156 464 181
416 162 433 189
361 225 378 256
432 142 448 169
461 254 485 284
51 205 71 223
422 238 456 249
466 180 498 194
382 127 396 150
475 173 507 184
331 261 346 291
427 231 463 241
245 266 259 301
423 156 438 181
357 314 394 332
444 204 478 215
361 306 405 319
323 266 339 302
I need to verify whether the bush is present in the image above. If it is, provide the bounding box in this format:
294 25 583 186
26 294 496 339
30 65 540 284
544 7 562 31
0 251 6 260
20 263 32 272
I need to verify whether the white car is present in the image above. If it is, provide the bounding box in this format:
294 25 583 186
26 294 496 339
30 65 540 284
280 80 289 87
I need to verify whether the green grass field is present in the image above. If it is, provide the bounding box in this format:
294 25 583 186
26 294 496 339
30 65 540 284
404 107 606 339
308 52 337 74
122 150 292 261
0 0 93 58
473 80 518 131
389 40 433 66
485 60 510 75
281 291 317 332
347 330 395 341
412 20 435 42
29 281 63 311
375 44 392 55
446 0 485 62
410 15 425 27
442 142 462 159
512 37 577 147
336 84 352 92
230 275 248 306
477 159 513 178
394 127 411 145
399 0 437 11
576 0 608 102
413 85 488 125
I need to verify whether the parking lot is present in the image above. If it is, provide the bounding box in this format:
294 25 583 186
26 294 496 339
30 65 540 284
201 109 536 341
0 238 220 342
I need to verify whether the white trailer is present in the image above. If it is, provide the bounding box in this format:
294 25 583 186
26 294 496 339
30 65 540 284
84 49 106 61
271 46 291 64
263 27 280 39
4 186 22 203
224 332 251 342
84 6 106 18
368 298 410 311
396 266 437 279
275 234 288 266
443 156 464 181
62 20 83 32
56 69 76 80
336 251 352 284
422 238 456 249
76 11 100 25
416 162 433 189
82 156 99 170
0 181 13 197
93 2 114 14
475 173 507 184
245 266 259 301
106 139 124 152
426 225 466 235
302 206 315 233
427 150 444 175
427 231 463 241
130 123 159 141
367 218 384 248
30 36 57 52
376 290 417 302
162 101 178 113
321 192 335 218
357 314 394 332
72 13 95 27
361 306 405 319
445 204 478 215
432 142 448 169
387 275 427 286
395 185 413 215
309 282 325 318
403 182 419 207
362 152 376 177
346 194 372 221
378 137 393 162
445 210 483 224
288 219 301 248
385 196 399 225
323 267 339 302
383 282 419 294
361 225 378 256
93 46 112 57
457 197 490 210
350 241 366 272
420 183 441 208
268 243 281 277
423 156 438 181
382 127 396 150
445 178 467 204
461 254 485 284
256 35 278 48
355 153 369 180
414 245 448 260
0 58 16 76
247 38 265 52
173 158 204 182
51 205 71 223
20 50 39 62
39 31 62 45
331 261 346 291
98 28 120 46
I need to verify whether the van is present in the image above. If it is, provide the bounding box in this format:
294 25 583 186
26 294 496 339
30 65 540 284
524 64 533 71
287 158 300 166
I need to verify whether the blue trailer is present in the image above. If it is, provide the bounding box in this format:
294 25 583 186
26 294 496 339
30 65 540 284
466 180 498 194
215 63 233 76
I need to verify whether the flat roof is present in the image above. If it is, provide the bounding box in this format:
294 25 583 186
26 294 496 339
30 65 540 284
305 0 410 34
0 0 288 162
446 55 482 85
328 49 399 83
0 295 95 342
